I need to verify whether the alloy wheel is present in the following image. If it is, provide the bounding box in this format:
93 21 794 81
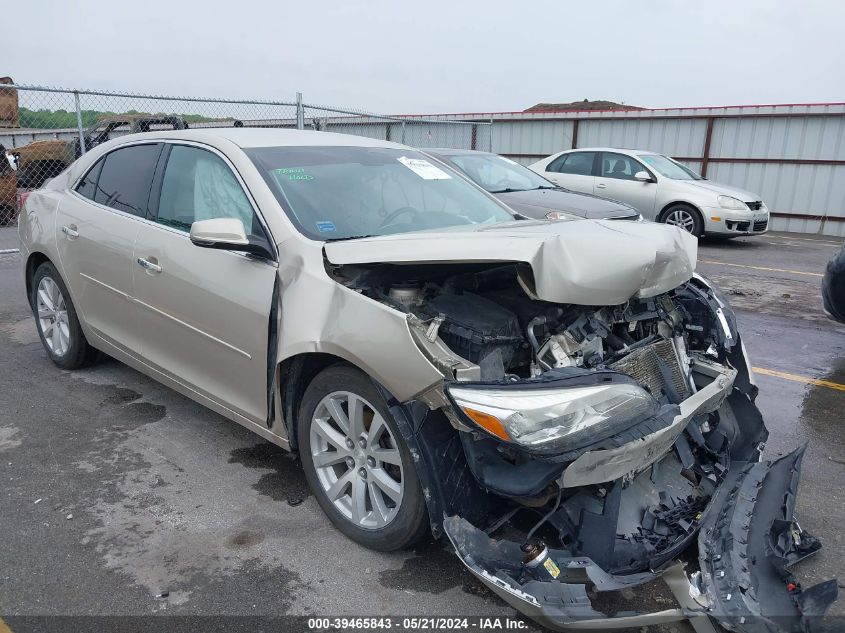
36 276 71 357
664 208 697 233
309 391 404 529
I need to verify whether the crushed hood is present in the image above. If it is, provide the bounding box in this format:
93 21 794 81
324 219 697 306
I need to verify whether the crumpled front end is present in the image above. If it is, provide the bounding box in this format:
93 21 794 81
328 254 837 632
430 289 837 632
443 444 837 632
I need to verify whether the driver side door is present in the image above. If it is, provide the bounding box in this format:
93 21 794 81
595 152 658 217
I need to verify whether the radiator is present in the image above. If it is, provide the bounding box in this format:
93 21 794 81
610 339 690 401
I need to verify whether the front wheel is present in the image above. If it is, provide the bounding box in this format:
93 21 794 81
297 365 428 551
661 203 703 236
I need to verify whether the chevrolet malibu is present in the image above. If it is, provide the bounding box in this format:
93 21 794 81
530 148 770 237
18 129 835 631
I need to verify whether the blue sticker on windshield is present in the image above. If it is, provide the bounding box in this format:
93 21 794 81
275 167 314 181
316 221 336 233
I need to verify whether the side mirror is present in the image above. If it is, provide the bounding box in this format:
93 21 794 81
634 170 653 183
190 218 273 258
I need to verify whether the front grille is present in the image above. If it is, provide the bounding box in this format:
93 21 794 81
746 201 763 211
753 219 768 231
610 339 690 401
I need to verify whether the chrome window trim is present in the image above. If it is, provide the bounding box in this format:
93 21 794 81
68 138 278 264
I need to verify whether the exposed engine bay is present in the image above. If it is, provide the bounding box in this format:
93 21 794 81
329 260 838 632
336 259 734 395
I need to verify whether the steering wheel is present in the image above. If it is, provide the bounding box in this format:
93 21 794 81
378 206 420 229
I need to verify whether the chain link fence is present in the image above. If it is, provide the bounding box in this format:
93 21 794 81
0 82 490 226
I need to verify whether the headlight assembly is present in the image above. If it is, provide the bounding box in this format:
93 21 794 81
717 195 748 211
447 382 659 454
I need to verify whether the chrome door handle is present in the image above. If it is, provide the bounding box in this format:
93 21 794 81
61 225 79 238
136 257 162 274
596 183 607 189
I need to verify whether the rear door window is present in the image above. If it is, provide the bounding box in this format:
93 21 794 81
548 151 597 176
93 144 162 217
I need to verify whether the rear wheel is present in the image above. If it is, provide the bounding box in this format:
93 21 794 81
31 262 100 369
660 203 703 236
297 365 428 551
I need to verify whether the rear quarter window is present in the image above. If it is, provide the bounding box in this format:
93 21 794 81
75 158 105 200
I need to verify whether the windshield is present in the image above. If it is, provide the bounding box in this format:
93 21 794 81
639 154 703 180
447 152 555 193
247 146 516 240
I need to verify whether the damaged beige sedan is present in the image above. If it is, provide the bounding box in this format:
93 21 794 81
18 129 837 631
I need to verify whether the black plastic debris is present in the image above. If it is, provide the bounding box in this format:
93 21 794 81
698 446 838 633
822 244 845 322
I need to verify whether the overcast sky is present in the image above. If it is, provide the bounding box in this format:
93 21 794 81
4 0 844 114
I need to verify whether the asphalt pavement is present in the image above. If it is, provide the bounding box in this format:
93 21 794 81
0 227 843 632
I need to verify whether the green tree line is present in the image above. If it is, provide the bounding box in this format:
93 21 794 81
19 107 220 129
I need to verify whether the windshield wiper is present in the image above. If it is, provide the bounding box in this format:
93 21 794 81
489 187 526 193
323 234 377 242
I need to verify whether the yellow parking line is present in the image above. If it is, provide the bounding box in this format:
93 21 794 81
0 617 13 633
699 259 823 277
753 367 845 392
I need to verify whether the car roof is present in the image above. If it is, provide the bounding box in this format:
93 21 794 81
562 147 661 156
105 127 410 150
424 147 491 157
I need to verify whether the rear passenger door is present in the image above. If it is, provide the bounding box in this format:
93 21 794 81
56 143 162 354
541 151 597 193
131 143 278 423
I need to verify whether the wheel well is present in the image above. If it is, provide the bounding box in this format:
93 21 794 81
25 251 51 308
278 352 351 452
657 201 705 236
657 201 702 223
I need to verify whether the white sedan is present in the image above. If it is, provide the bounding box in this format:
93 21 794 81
530 147 770 237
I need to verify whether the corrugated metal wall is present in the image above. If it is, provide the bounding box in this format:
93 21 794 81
578 118 707 158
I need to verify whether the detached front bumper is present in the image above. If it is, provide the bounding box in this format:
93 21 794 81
443 446 837 632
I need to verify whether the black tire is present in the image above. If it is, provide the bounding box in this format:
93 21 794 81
297 365 429 551
660 203 703 236
31 262 100 369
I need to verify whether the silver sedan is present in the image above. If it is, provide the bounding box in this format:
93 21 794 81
530 147 770 237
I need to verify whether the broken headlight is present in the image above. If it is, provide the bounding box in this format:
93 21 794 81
447 383 659 454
